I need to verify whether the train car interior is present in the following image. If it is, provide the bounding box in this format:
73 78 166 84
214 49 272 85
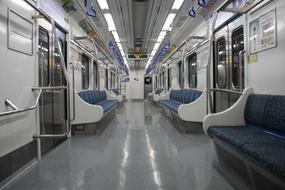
0 0 285 189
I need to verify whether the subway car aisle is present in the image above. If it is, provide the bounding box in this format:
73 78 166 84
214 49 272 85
3 100 234 190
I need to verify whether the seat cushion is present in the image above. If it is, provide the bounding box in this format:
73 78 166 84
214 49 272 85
242 143 285 176
97 100 118 113
208 126 281 149
78 90 98 104
209 125 285 176
160 100 182 113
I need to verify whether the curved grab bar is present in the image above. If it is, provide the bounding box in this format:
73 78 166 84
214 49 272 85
0 89 42 117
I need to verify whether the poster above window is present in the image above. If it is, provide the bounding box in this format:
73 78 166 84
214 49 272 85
249 9 277 54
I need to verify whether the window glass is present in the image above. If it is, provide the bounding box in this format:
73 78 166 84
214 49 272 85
105 69 108 90
178 61 184 88
93 61 98 89
168 68 171 90
188 53 198 88
162 72 165 89
216 38 227 88
81 54 90 89
232 27 244 89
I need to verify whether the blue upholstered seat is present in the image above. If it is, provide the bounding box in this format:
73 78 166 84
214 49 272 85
96 100 118 113
98 91 107 102
159 89 202 113
242 143 285 176
182 89 202 104
78 90 99 105
160 100 182 112
78 90 118 113
208 94 285 176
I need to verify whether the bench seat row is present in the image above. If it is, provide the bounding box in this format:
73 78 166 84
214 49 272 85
204 89 285 189
72 89 121 125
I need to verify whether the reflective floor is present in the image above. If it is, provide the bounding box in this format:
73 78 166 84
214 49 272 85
4 100 235 190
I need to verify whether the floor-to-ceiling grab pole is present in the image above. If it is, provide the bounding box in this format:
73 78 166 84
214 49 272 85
206 12 218 114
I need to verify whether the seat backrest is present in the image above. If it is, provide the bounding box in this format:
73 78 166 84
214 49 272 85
245 94 285 133
182 89 202 104
78 90 98 105
170 90 183 102
98 90 107 102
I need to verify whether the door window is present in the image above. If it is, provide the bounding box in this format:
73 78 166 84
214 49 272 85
168 68 171 90
188 53 198 88
81 54 90 89
93 61 98 89
232 27 244 89
178 61 184 89
216 38 227 88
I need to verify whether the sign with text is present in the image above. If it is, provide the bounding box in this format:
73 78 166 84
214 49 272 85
249 9 277 54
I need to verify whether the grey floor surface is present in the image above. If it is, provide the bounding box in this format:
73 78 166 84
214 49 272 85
3 100 236 190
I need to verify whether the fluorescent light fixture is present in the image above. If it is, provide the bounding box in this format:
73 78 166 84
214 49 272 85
153 43 161 51
117 43 123 52
104 13 116 31
112 31 120 43
121 50 125 57
162 13 176 31
97 0 109 9
151 50 156 57
157 31 167 43
172 0 184 9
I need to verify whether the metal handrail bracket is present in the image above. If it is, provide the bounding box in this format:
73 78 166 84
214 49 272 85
0 89 42 117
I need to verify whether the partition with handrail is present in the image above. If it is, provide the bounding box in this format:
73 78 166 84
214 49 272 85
206 0 268 114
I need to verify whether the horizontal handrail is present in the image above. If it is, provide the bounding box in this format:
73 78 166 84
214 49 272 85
210 88 243 95
32 86 67 91
162 36 207 65
0 89 42 117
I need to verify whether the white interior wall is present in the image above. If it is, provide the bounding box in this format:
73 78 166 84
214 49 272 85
246 0 285 95
126 69 145 99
